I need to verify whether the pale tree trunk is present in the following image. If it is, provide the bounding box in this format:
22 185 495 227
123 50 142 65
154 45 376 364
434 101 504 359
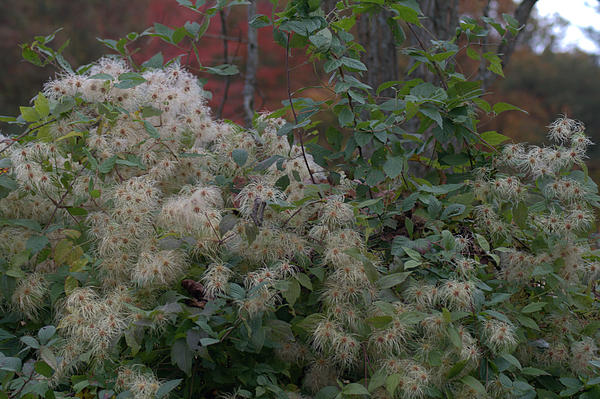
243 0 258 127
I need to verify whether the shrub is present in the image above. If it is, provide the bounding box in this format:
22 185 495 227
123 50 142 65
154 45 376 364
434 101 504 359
0 1 599 399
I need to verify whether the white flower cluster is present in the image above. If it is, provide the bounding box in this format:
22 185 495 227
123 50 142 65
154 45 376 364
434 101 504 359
2 56 598 398
470 117 600 379
0 57 352 390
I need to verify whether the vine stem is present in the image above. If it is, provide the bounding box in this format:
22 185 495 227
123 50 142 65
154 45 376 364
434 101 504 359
0 118 57 155
285 32 319 188
333 60 374 199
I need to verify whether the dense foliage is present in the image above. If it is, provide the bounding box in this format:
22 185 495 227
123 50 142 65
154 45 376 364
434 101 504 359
0 1 599 399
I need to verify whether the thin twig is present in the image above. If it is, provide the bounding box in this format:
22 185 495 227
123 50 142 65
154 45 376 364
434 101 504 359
407 23 448 90
217 9 231 119
281 199 323 228
335 64 373 198
0 118 57 155
285 32 319 188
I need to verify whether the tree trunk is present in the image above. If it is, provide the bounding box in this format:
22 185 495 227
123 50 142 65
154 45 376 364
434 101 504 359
356 9 398 96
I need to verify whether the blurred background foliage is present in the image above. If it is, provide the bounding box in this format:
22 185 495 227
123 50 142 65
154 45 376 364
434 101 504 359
1 0 600 175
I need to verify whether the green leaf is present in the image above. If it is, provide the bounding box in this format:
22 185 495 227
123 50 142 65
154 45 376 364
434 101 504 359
232 149 248 167
156 379 183 399
473 98 491 113
385 374 402 396
368 369 387 392
521 302 546 313
142 52 164 68
475 233 490 252
309 28 332 51
383 156 404 179
560 377 583 389
487 58 504 77
441 203 466 219
0 356 21 372
466 47 480 60
342 383 369 396
486 293 512 306
448 325 462 349
250 15 271 28
38 325 56 344
0 115 17 122
461 376 486 394
484 310 511 323
89 73 114 80
521 367 549 376
295 272 313 290
283 279 301 306
20 106 40 122
34 93 50 118
0 328 15 341
34 361 54 378
315 386 339 399
171 339 192 375
386 17 406 45
514 314 540 330
480 130 510 146
56 130 84 141
204 64 239 75
143 121 160 138
115 72 146 89
26 235 49 255
324 58 343 74
402 247 422 261
21 335 40 348
377 272 411 289
365 169 385 186
492 102 527 115
98 155 117 173
200 338 219 346
338 107 354 127
421 106 443 128
22 46 42 66
0 175 16 191
366 316 393 329
341 56 367 71
499 353 522 370
445 360 467 379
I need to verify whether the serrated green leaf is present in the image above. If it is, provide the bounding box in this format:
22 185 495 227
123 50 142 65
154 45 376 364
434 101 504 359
34 93 50 118
20 106 40 122
383 155 404 179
